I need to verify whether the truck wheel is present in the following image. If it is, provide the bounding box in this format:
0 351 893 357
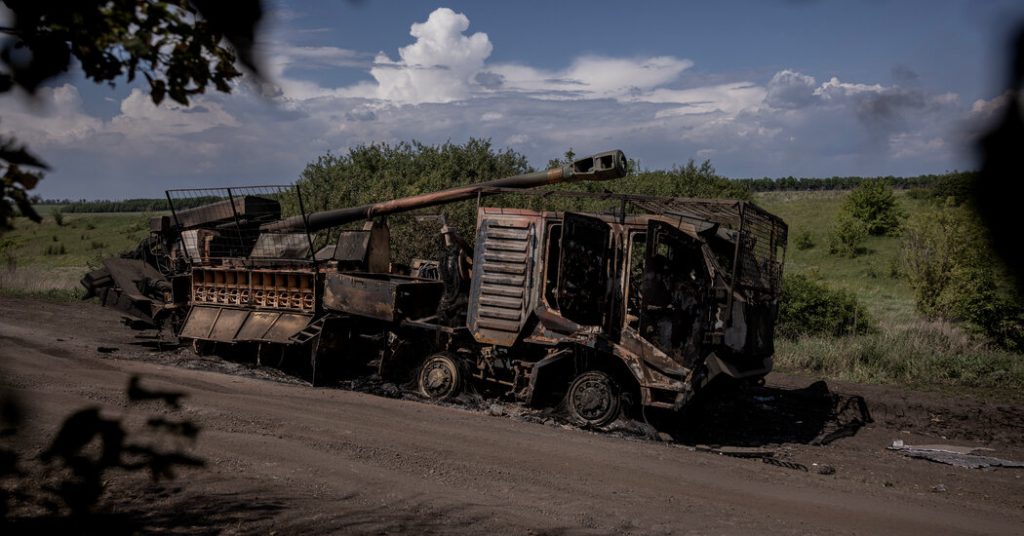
566 371 621 426
418 353 462 400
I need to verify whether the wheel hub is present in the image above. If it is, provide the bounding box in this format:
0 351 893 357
573 378 613 421
421 359 457 398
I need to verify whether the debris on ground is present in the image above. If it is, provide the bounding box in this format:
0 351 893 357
695 445 775 459
96 346 119 353
814 463 836 475
762 458 808 472
931 484 947 493
889 440 1024 469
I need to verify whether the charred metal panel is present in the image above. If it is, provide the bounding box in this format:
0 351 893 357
80 258 172 326
172 196 280 230
178 305 312 343
323 273 444 322
236 311 285 340
209 308 249 340
178 306 221 339
265 313 315 341
468 213 542 346
250 233 311 259
331 230 371 262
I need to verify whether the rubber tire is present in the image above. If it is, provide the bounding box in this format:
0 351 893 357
565 370 622 427
418 353 462 400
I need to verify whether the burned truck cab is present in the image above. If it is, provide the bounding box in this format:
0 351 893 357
464 197 786 418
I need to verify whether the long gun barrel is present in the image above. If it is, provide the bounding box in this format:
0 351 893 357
263 150 627 233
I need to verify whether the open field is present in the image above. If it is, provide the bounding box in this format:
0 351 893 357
0 212 155 300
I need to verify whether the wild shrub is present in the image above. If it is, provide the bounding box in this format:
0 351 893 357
776 274 873 338
44 243 66 255
794 230 814 250
842 180 905 236
900 207 1024 350
827 213 867 257
52 210 65 227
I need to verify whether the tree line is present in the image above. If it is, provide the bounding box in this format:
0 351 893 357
32 168 976 213
735 172 974 192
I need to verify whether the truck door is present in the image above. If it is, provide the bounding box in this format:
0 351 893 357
557 213 612 327
639 220 708 367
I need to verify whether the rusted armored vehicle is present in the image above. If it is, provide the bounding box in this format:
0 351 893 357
82 150 787 425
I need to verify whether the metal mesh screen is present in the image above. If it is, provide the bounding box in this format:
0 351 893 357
473 189 788 297
166 185 315 266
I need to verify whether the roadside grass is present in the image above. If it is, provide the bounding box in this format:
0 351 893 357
756 190 1023 392
0 212 153 300
774 320 1024 391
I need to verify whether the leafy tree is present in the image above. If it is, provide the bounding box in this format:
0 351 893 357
0 0 265 232
614 159 750 200
841 180 905 236
295 139 531 264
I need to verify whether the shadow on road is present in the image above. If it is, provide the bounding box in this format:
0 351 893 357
674 380 873 447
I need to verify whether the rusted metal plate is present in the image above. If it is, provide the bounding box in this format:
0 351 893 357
264 313 314 342
236 311 282 340
209 308 249 341
323 273 443 322
179 305 312 343
179 306 220 339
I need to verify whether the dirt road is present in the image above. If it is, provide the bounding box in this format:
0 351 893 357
2 296 1023 534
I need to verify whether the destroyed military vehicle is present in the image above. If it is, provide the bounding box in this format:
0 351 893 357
82 150 788 425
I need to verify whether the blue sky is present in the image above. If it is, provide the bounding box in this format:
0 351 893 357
2 0 1023 199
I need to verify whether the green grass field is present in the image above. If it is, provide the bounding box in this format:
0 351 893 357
0 211 156 300
755 190 1022 393
755 190 919 323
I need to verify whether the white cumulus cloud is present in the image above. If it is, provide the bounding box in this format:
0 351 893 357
368 7 492 104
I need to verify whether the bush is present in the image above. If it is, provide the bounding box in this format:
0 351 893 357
294 139 531 264
52 209 65 226
827 213 867 257
776 274 873 339
900 207 1024 350
44 243 66 255
842 180 905 236
794 230 814 250
900 208 980 316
